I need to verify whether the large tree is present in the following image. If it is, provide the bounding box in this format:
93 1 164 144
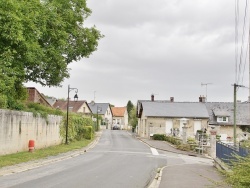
0 0 102 108
126 100 134 121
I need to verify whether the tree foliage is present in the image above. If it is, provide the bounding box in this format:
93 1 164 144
60 113 94 143
0 0 102 107
126 100 134 121
129 106 138 128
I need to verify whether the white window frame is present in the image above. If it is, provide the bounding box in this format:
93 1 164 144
217 116 228 122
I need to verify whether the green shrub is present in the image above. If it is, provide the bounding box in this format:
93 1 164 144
153 134 166 141
165 136 182 145
187 137 196 144
225 155 250 187
177 144 191 151
60 113 94 142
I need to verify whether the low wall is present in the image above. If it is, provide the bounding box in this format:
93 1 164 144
0 109 63 156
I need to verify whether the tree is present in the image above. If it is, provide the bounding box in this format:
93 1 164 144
129 106 137 129
0 0 102 108
126 100 134 121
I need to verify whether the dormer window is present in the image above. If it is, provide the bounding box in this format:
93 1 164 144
217 116 228 122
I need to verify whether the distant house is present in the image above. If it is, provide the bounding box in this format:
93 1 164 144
111 107 128 130
205 102 250 140
88 101 113 129
137 101 209 138
27 87 52 107
53 100 92 117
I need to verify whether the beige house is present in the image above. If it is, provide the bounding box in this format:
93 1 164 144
53 100 92 117
137 101 209 139
111 107 129 130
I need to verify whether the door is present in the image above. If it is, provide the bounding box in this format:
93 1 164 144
194 120 202 135
165 120 173 134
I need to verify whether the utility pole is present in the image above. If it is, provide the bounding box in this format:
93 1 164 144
201 83 212 102
233 83 237 146
233 83 245 145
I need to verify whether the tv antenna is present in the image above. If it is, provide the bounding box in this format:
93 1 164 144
201 83 212 102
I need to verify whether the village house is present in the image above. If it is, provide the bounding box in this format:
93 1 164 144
111 107 129 130
88 101 113 129
137 95 250 141
53 100 92 117
137 100 209 138
27 87 52 107
205 101 250 141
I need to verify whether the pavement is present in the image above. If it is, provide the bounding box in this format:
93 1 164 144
133 133 230 188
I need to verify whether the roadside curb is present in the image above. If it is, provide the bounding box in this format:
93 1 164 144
147 166 166 188
0 131 102 177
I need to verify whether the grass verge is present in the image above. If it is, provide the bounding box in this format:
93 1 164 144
0 138 93 168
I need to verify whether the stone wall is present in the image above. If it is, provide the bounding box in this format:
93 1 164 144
0 109 62 156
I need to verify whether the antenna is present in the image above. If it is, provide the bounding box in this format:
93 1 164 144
94 91 96 102
201 83 212 102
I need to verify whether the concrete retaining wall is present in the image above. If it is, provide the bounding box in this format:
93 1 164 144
0 109 63 156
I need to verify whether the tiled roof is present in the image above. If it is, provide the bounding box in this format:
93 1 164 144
111 107 126 117
53 100 87 113
140 101 209 118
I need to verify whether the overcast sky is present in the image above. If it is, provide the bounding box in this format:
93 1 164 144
26 0 250 107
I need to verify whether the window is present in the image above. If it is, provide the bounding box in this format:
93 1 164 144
217 116 228 122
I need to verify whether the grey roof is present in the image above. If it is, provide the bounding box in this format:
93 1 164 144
141 101 209 118
213 109 230 117
88 102 110 115
205 102 250 125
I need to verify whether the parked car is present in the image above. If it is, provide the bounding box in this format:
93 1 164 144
112 125 120 130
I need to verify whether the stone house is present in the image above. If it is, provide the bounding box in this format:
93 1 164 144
205 102 250 141
111 107 129 130
137 101 209 138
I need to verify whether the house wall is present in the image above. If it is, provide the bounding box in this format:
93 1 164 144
138 113 208 138
104 107 113 129
207 125 244 139
124 110 129 129
112 110 129 130
77 103 92 117
0 109 62 156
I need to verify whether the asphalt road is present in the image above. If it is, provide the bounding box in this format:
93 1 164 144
0 130 167 188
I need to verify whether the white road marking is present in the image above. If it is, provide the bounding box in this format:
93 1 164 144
150 148 159 155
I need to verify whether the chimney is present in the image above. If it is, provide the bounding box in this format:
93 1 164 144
199 95 206 103
170 97 174 102
151 94 154 101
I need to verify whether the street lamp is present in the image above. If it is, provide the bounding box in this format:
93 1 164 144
66 85 78 144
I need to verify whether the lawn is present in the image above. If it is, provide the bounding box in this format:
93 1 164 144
0 138 93 168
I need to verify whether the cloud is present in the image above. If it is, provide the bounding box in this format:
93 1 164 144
26 0 249 106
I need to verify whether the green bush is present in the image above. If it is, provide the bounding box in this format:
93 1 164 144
225 155 250 188
165 136 182 145
177 144 191 151
60 113 94 142
187 137 196 144
153 134 166 141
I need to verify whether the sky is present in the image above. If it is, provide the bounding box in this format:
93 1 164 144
25 0 250 107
